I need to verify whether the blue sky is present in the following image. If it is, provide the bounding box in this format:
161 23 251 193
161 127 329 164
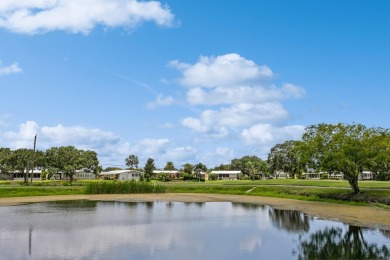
1 0 389 168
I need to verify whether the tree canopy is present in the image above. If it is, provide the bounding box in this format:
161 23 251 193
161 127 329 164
301 123 389 194
125 154 139 169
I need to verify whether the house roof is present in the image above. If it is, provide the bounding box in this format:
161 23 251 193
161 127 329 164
99 170 142 175
210 171 241 174
153 170 179 174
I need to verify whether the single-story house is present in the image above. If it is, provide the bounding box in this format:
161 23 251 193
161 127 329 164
305 172 323 180
5 170 42 181
74 170 96 180
99 170 142 181
359 171 375 180
153 170 180 179
209 170 241 180
275 171 289 179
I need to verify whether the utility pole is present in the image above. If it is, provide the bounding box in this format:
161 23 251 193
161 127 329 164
31 134 37 184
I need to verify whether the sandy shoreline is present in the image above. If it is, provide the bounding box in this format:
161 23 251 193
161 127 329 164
1 193 389 230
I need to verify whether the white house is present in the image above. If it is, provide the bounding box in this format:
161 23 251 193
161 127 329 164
99 170 142 181
305 172 323 180
210 170 241 180
359 171 375 180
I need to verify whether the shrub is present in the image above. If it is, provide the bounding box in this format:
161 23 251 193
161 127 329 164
208 173 218 181
321 173 329 179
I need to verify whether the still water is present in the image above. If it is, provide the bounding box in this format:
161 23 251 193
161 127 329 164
0 200 389 260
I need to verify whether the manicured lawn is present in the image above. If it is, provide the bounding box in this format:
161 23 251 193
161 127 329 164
0 179 389 206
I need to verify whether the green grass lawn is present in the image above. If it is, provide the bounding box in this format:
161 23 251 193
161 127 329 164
0 179 389 206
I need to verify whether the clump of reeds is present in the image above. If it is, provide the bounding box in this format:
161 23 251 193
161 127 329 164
84 180 165 194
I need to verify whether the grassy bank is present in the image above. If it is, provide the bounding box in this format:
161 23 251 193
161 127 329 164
0 186 84 198
0 179 389 206
164 183 390 206
84 180 166 194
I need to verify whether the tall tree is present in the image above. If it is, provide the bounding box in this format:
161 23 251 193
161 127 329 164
164 161 176 170
181 163 193 175
213 164 231 171
231 155 268 178
144 158 155 181
0 148 13 178
125 154 139 169
80 150 101 178
268 140 304 179
13 148 34 184
193 163 207 180
301 123 388 194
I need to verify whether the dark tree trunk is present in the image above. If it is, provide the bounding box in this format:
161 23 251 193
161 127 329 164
347 174 360 194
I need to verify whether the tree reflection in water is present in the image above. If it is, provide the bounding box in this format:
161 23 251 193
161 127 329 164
268 208 310 233
294 225 390 259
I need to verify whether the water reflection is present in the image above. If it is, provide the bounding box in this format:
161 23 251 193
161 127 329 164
0 201 388 260
294 225 390 259
268 208 310 233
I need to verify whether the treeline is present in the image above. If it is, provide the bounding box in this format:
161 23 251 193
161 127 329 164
0 146 100 183
133 123 390 194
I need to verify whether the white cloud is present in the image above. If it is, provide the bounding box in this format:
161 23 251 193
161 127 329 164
186 83 305 105
169 53 273 88
182 103 289 135
0 0 175 34
1 121 132 166
147 94 174 109
0 61 22 75
137 138 170 155
169 53 306 149
240 124 304 145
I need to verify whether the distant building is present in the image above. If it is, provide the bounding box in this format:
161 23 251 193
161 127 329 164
209 170 241 180
359 171 375 180
99 170 142 181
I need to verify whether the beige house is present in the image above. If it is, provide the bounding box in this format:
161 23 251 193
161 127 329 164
209 170 241 180
99 170 142 181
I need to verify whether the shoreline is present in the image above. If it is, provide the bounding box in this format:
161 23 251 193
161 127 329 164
1 193 389 230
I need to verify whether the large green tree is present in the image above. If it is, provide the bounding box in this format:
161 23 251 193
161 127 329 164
125 154 139 169
13 148 35 184
164 161 176 170
268 140 304 179
144 158 155 181
46 146 100 182
0 148 13 177
181 163 193 175
231 155 268 179
301 123 389 194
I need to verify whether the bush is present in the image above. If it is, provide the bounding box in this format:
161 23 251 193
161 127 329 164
156 173 171 182
208 173 218 181
181 173 195 181
321 173 329 179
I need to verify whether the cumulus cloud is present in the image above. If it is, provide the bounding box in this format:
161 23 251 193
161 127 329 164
0 61 22 75
147 94 174 109
182 103 289 136
186 83 305 105
0 121 199 167
241 124 304 145
169 53 273 88
169 53 306 146
2 121 127 159
0 0 175 34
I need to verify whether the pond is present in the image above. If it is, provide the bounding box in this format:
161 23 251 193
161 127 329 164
0 200 389 259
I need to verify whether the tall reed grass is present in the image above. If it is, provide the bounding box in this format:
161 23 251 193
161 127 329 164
84 180 166 194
